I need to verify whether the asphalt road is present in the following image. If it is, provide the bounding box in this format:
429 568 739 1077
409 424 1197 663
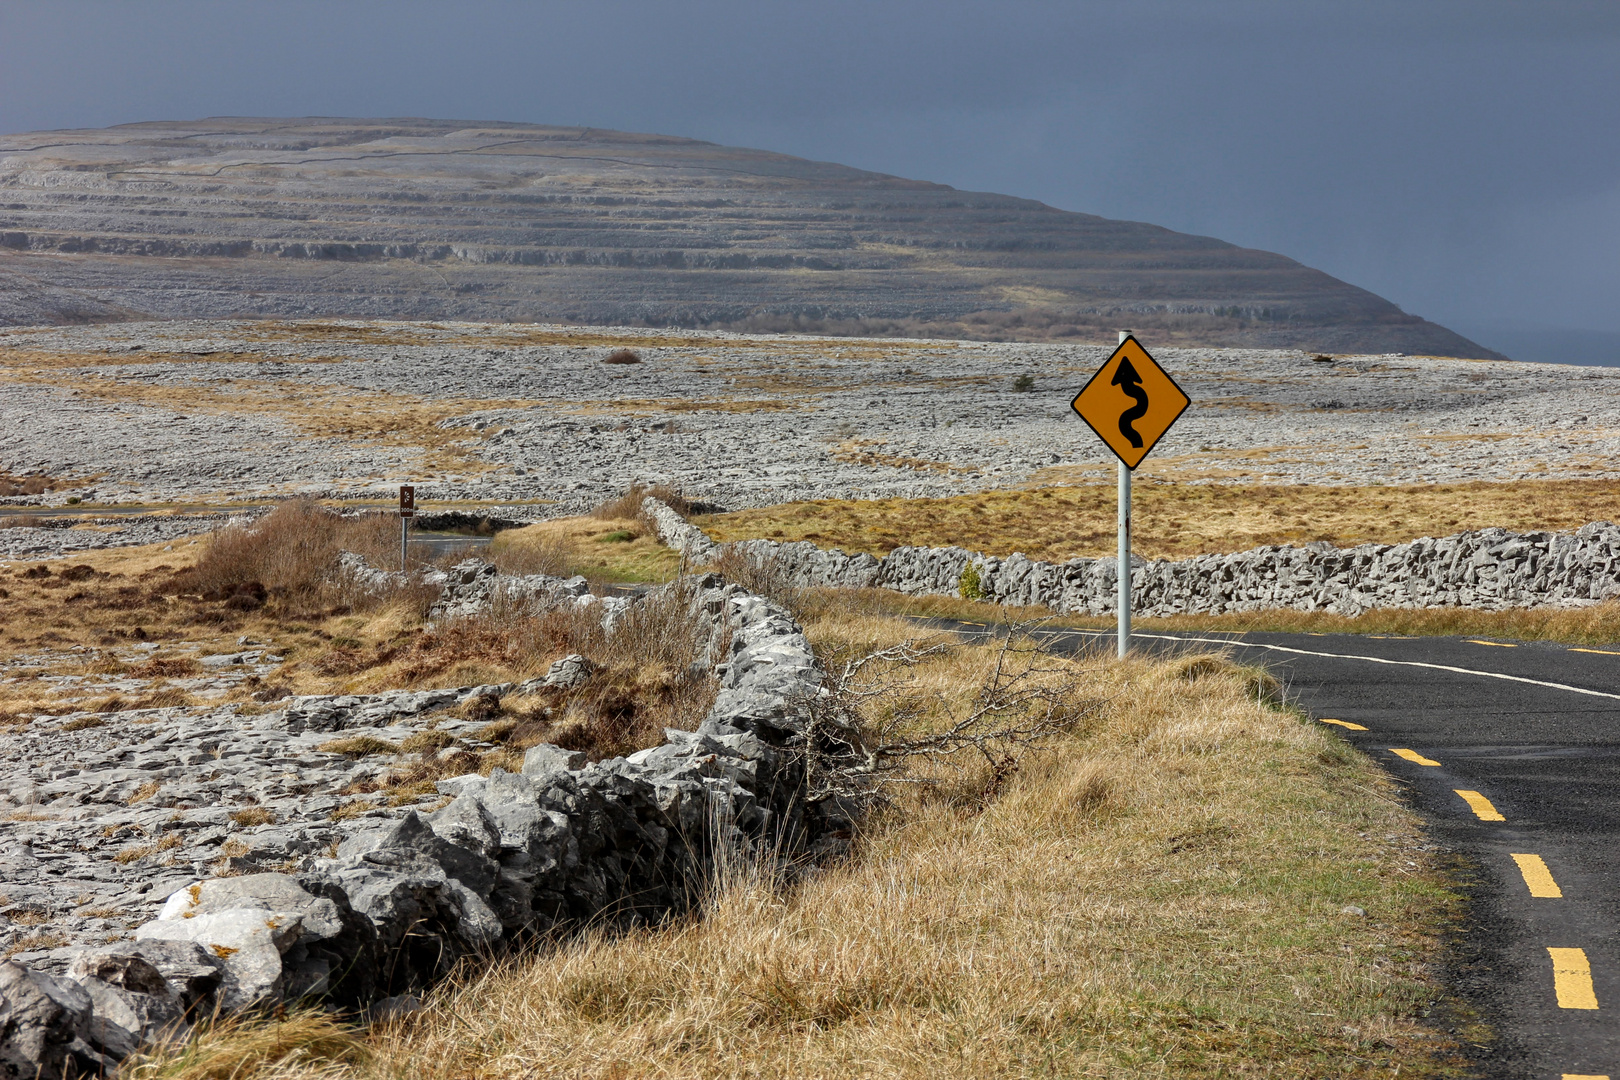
917 618 1620 1079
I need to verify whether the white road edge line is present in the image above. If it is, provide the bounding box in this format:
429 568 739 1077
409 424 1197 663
1128 633 1620 702
930 623 1620 703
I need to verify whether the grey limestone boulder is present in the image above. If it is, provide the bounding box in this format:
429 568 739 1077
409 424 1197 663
137 873 373 1008
521 743 588 781
69 941 221 1013
67 939 220 1016
0 960 106 1080
137 908 303 1010
70 970 183 1061
542 653 596 689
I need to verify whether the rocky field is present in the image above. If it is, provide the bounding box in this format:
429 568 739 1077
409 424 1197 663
0 318 1612 559
0 313 1595 1076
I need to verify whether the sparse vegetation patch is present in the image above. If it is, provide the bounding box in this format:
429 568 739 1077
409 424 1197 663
129 609 1465 1079
698 478 1620 561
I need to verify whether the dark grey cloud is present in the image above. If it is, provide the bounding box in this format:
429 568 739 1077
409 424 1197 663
2 0 1616 361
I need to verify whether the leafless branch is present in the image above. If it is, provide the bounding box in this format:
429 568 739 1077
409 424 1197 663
801 622 1106 806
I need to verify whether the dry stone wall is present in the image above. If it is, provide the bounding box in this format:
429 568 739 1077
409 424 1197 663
641 497 720 563
0 571 835 1079
643 499 1620 616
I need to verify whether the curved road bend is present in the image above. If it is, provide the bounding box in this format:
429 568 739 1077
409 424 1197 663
913 619 1620 1079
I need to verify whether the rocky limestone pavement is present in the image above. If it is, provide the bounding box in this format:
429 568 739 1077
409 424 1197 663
338 554 634 627
0 514 251 561
0 570 837 1078
3 320 1615 514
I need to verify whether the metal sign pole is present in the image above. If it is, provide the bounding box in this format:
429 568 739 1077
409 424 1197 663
398 484 415 574
1117 330 1131 658
1071 331 1187 660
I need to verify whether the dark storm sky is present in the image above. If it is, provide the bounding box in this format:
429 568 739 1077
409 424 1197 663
2 1 1617 362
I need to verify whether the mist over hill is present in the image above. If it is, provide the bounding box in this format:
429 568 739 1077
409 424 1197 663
0 117 1498 357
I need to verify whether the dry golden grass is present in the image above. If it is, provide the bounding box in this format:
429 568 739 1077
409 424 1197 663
4 931 69 957
227 319 962 357
0 470 94 496
804 586 1620 647
697 478 1620 561
123 1009 369 1080
316 736 400 759
127 780 163 805
142 610 1465 1080
0 512 705 718
488 515 682 584
113 833 183 865
169 500 437 613
0 345 345 372
829 439 966 475
229 807 278 827
236 321 748 352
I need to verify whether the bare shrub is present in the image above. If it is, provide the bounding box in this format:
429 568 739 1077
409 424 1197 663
395 604 596 685
602 348 642 364
406 579 722 761
497 661 713 762
713 544 802 614
313 641 404 677
167 499 410 612
0 474 53 497
591 482 695 524
128 656 201 679
805 625 1102 808
0 516 46 529
488 530 575 577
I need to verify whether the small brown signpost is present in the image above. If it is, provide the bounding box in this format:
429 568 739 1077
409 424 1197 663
1071 335 1191 657
398 485 415 572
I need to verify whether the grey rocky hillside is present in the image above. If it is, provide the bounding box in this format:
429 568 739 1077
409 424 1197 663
0 566 843 1080
0 118 1493 357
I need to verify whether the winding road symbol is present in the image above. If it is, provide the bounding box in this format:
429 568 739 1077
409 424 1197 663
1070 335 1191 469
1111 357 1150 448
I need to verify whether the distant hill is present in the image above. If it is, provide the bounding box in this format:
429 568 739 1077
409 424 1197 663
0 117 1500 357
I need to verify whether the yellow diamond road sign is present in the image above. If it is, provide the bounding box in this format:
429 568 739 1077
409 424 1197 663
1070 336 1190 469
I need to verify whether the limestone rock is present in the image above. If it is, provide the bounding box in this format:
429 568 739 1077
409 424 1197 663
0 960 104 1080
136 909 302 1010
521 744 588 781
